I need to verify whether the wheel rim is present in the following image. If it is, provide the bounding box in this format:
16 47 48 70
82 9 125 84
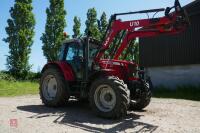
94 84 116 112
42 75 58 100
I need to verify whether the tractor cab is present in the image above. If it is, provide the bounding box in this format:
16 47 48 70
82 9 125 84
58 37 100 80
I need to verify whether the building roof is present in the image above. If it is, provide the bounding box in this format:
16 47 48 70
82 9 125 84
184 0 200 16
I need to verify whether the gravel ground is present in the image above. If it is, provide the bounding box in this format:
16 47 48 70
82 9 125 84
0 95 200 133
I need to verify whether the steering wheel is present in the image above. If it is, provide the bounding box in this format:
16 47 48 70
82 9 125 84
73 56 84 62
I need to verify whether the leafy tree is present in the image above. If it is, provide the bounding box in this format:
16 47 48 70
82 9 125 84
120 40 138 63
41 0 67 61
3 0 35 79
72 16 81 38
85 8 100 40
99 12 108 40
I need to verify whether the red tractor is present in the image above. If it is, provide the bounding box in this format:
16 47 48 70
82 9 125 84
39 0 189 119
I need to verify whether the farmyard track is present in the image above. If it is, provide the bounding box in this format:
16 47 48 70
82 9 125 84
0 95 200 133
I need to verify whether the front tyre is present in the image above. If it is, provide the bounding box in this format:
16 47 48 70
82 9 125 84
39 67 69 107
89 76 130 119
129 79 152 110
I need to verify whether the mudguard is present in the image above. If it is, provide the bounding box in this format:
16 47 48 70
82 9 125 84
41 61 75 81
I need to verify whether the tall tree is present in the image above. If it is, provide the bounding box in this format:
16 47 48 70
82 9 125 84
72 16 81 38
85 8 100 40
3 0 35 79
99 12 108 40
41 0 67 61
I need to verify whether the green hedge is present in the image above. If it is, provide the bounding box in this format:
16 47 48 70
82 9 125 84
0 71 41 82
0 71 16 81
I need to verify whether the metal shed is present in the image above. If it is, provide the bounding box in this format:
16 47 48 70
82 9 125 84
139 1 200 88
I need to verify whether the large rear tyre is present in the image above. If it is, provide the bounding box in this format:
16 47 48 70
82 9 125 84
89 76 130 119
39 67 69 107
129 80 152 110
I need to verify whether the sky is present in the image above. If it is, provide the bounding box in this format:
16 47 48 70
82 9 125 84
0 0 193 72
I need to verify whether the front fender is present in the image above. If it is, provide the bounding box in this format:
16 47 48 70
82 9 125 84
41 61 75 81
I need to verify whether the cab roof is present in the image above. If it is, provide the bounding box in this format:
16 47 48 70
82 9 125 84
62 37 101 46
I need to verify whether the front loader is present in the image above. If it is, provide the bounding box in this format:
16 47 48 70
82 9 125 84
39 0 189 119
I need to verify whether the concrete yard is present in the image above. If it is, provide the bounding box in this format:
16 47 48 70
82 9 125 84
0 95 200 133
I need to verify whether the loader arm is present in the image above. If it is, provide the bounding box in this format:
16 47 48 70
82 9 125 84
95 0 189 61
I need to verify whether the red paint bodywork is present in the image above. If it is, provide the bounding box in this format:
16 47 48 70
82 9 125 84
42 61 75 81
43 59 138 81
98 59 138 80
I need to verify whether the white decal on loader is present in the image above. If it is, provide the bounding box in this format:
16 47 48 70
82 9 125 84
103 37 110 46
130 21 140 27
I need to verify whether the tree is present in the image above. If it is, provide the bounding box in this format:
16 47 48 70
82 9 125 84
72 16 81 38
99 12 108 40
41 0 67 61
120 40 138 62
3 0 35 79
85 8 100 40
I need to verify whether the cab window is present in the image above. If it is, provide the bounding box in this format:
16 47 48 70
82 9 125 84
66 43 83 61
58 45 65 61
65 42 84 79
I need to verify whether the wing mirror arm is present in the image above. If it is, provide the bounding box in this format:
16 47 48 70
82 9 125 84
165 7 172 19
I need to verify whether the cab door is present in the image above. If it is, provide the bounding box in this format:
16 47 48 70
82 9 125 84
65 42 84 79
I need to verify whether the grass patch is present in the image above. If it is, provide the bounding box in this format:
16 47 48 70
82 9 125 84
0 80 39 97
153 86 200 101
1 78 200 101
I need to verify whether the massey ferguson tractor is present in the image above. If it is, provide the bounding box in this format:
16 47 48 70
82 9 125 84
39 0 189 119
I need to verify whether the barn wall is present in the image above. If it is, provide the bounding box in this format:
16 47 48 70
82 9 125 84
139 1 200 67
148 64 200 88
139 1 200 88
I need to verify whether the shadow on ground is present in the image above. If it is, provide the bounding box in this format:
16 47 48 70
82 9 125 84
17 100 158 132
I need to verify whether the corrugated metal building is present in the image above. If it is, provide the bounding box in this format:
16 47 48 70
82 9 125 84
139 0 200 88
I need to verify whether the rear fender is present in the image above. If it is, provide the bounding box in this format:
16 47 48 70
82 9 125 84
41 61 75 81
